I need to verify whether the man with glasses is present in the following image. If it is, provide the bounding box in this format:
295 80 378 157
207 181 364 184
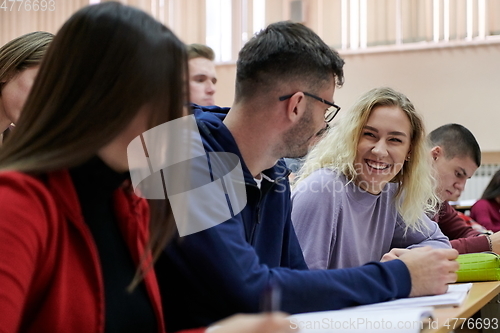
279 91 341 121
156 21 459 332
281 91 339 179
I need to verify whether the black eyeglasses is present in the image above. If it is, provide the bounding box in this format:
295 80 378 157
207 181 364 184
279 91 341 122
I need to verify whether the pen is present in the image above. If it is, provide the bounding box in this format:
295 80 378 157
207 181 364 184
260 276 281 312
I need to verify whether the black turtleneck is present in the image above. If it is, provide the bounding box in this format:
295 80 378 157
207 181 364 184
69 157 157 333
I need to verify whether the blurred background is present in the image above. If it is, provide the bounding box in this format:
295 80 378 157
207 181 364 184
1 0 499 199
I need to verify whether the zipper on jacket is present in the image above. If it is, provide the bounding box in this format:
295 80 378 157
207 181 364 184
246 181 262 245
249 204 261 245
247 173 289 245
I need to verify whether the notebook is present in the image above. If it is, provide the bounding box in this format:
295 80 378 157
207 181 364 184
351 283 472 310
288 284 472 332
289 307 433 333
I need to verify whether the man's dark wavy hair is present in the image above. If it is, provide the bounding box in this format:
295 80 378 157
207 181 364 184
235 21 344 102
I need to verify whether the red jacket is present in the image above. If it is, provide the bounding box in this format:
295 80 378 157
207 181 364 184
0 170 204 333
433 201 489 254
471 199 500 233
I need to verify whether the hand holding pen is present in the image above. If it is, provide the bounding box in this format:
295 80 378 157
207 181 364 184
207 278 296 332
207 313 296 333
261 276 282 312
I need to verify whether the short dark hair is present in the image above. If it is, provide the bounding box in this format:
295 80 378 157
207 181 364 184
482 169 500 200
187 43 215 61
235 21 344 102
429 123 481 167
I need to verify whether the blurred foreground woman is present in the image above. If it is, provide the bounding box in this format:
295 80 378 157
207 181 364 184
0 3 293 333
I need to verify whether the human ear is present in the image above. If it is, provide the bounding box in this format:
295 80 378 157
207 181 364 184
284 92 305 122
431 146 442 161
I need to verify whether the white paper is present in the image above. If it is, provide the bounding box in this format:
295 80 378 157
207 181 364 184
289 307 433 333
350 283 472 311
288 284 472 333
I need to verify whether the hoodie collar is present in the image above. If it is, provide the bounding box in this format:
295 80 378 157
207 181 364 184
193 105 290 185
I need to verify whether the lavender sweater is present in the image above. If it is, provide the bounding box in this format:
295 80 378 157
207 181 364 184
291 168 451 270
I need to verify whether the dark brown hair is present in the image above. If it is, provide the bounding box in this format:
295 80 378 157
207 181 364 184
0 2 189 284
482 169 500 201
429 123 481 167
235 21 344 102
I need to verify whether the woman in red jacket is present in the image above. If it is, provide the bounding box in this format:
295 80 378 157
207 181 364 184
0 3 292 333
471 169 500 233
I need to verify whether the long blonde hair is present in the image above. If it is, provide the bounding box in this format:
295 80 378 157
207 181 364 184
295 87 439 230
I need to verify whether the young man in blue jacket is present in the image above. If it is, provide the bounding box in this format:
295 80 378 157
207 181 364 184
155 21 459 332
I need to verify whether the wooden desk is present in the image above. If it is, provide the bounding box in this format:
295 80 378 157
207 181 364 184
449 200 476 213
423 281 500 333
453 205 473 213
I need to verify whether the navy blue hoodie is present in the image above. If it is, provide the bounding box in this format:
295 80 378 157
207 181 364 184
155 105 412 332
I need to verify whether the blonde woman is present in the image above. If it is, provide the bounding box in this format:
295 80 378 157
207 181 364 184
291 87 450 270
0 31 53 142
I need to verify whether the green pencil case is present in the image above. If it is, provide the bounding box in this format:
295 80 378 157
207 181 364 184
456 252 500 282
